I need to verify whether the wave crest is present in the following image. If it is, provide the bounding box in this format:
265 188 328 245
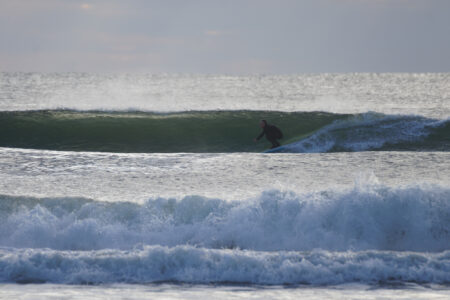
0 110 447 152
276 113 449 153
1 246 449 284
1 182 449 252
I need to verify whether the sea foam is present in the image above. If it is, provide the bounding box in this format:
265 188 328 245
1 182 448 252
0 246 448 284
280 113 449 153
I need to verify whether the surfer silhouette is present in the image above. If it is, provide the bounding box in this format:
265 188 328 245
254 120 283 149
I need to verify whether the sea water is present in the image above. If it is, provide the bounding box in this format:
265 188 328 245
0 73 448 299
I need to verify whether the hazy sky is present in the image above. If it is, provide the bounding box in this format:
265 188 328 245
1 0 449 73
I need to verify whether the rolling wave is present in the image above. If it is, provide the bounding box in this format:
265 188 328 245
1 183 448 252
0 110 447 153
1 182 449 285
1 246 448 284
276 113 449 153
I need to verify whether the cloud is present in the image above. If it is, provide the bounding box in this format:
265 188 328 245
203 30 231 37
80 3 93 10
204 30 223 37
0 0 449 73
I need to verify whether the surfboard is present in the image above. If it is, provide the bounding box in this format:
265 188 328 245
262 128 322 153
262 144 291 153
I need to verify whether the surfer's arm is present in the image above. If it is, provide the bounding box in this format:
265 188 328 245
255 131 265 141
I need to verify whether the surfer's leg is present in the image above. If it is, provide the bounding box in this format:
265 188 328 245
269 138 280 148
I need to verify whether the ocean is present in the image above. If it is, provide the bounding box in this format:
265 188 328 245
0 73 448 299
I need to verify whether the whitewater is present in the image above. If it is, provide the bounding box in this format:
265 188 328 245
0 73 449 299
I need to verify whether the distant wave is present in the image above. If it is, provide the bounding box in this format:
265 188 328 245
1 183 448 252
0 246 448 285
0 110 448 153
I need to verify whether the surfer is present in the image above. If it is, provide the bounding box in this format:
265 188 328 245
254 120 283 149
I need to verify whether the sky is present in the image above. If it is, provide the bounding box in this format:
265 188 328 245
0 0 449 74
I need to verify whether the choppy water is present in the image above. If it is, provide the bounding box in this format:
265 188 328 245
0 73 448 298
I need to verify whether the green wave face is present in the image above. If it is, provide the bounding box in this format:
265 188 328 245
0 110 448 153
0 110 344 153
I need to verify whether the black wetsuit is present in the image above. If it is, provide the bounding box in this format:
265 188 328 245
256 124 283 148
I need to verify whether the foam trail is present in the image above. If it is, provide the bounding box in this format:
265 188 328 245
0 246 448 284
1 182 449 252
279 113 449 153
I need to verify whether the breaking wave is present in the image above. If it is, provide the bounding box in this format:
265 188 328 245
1 181 449 285
1 246 448 285
0 110 447 153
1 183 448 252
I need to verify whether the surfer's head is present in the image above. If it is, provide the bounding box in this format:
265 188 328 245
259 120 267 128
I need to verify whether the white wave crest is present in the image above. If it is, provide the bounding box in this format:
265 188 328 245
280 113 447 153
0 182 449 252
0 246 448 284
